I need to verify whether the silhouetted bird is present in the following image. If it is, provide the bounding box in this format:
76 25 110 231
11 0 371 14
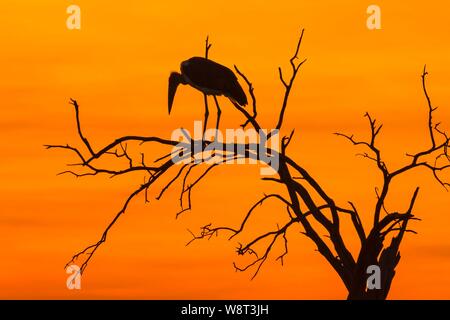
168 57 247 132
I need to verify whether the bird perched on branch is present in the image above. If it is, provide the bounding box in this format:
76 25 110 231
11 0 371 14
168 57 248 132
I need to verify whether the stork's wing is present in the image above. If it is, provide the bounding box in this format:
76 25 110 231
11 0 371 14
181 57 247 106
168 72 185 114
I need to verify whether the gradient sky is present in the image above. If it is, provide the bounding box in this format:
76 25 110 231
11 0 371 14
0 0 449 299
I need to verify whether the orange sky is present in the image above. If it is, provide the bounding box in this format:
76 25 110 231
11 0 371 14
0 1 449 299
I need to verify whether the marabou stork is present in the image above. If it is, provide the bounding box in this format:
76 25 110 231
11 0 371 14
168 57 247 133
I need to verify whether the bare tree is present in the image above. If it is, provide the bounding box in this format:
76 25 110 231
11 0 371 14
47 30 449 300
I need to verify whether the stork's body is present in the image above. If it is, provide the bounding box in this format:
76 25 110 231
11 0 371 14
168 57 247 133
180 58 226 96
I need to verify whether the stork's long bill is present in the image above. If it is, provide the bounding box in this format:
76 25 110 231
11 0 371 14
168 57 248 114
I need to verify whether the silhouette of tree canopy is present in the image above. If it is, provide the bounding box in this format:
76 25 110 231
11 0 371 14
47 29 449 300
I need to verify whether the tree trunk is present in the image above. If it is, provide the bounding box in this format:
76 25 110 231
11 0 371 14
345 230 402 300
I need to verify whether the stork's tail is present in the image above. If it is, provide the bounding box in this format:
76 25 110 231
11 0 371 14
226 80 248 107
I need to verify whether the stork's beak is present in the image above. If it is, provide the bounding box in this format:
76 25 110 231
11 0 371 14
168 72 181 115
168 98 174 114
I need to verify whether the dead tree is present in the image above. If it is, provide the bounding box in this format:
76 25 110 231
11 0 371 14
47 30 449 300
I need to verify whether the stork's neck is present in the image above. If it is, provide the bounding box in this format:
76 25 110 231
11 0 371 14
180 73 189 84
173 71 188 85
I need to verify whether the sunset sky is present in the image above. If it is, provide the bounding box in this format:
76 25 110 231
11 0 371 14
0 1 449 299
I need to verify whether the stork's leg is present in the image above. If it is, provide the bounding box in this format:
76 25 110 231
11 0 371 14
213 95 221 140
203 93 209 137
